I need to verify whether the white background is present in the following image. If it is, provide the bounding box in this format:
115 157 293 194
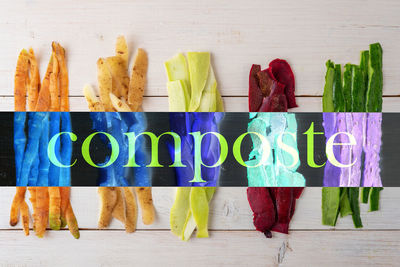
0 0 399 266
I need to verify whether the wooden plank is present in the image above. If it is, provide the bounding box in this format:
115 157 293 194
0 0 399 96
0 96 399 111
0 230 398 266
2 188 399 231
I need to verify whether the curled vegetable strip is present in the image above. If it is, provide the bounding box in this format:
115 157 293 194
59 112 73 186
17 112 46 186
246 113 305 187
48 113 61 186
363 113 383 187
348 113 366 187
165 52 223 240
14 112 26 185
322 113 340 187
37 113 50 186
89 112 150 186
338 113 352 187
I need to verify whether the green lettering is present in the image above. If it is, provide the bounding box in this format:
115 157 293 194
82 132 119 168
124 132 185 168
303 122 325 168
189 131 228 183
48 132 77 168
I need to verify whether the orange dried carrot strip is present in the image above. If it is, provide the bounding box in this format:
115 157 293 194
35 56 53 112
14 49 29 111
48 187 61 230
11 49 31 235
59 187 70 228
28 48 40 111
28 187 36 231
52 42 69 111
35 187 49 238
9 187 27 226
20 200 30 236
49 53 60 112
66 202 79 239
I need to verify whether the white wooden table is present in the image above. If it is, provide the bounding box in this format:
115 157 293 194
0 0 399 266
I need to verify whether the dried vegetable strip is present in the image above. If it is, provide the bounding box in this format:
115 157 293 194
246 113 304 187
165 52 223 240
83 36 154 232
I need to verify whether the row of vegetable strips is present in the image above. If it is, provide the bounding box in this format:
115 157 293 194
83 37 155 232
247 59 304 237
322 43 383 228
165 52 223 240
12 43 78 238
10 37 384 239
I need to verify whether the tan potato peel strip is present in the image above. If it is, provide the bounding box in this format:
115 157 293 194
123 188 138 232
112 188 126 223
135 187 155 225
106 56 130 99
115 36 129 67
128 48 148 111
83 85 105 112
98 187 118 228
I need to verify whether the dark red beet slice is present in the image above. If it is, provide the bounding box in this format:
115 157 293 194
289 196 297 220
289 188 304 220
247 187 276 238
271 188 293 234
248 64 263 112
256 69 274 97
269 94 288 112
247 60 302 239
258 83 287 112
269 59 297 108
293 187 304 199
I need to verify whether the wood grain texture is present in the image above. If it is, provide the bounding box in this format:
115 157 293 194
0 0 399 96
0 230 398 267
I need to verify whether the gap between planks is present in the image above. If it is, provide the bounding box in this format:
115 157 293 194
2 229 400 232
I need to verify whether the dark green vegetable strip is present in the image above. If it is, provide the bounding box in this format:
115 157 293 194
369 187 383 211
342 63 353 112
351 65 367 112
322 60 335 112
322 65 339 226
360 50 369 92
360 187 371 204
346 62 364 227
333 64 345 112
339 188 352 217
348 188 363 228
366 43 383 112
322 187 340 226
360 51 371 206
